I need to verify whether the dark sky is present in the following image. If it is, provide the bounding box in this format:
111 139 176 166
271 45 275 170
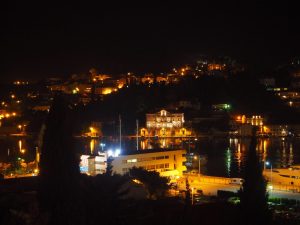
1 2 298 81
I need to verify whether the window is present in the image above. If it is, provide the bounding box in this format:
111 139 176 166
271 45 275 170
165 156 169 159
127 159 137 163
156 156 165 160
280 174 290 178
165 163 169 168
148 165 155 170
138 157 153 162
156 164 164 169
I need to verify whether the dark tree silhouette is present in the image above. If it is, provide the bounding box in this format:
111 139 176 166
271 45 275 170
128 167 169 199
105 156 114 176
38 95 83 225
82 173 129 225
239 127 271 225
185 177 191 206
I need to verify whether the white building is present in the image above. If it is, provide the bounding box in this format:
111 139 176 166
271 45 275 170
111 149 187 179
80 153 107 176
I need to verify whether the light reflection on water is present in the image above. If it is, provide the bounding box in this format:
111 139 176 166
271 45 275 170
199 138 300 178
1 137 300 178
0 137 34 162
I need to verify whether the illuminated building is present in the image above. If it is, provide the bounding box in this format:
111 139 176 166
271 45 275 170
80 153 107 176
207 63 225 71
147 109 183 128
247 115 263 126
276 91 300 108
32 105 50 111
48 83 92 95
212 104 231 111
13 81 29 85
84 122 102 137
232 115 300 137
140 110 192 149
141 74 155 84
266 125 289 137
93 74 111 82
166 74 181 84
232 115 264 136
234 115 263 126
117 78 126 89
156 75 168 83
111 149 187 178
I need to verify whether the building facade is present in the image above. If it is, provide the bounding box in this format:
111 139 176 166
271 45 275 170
111 149 187 178
142 109 191 137
80 153 107 176
139 110 193 149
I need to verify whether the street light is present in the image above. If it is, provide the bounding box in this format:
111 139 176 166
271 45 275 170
266 161 273 192
100 143 105 151
194 155 200 176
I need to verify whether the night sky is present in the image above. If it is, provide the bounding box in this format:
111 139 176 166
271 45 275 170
1 2 298 82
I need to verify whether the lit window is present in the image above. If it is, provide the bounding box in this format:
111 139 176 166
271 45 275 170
127 159 137 163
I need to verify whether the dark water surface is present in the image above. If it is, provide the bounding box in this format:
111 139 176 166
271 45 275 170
1 137 299 178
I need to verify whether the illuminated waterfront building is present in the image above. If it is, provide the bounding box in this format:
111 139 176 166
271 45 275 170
142 109 191 137
139 110 192 149
80 153 107 176
111 149 187 178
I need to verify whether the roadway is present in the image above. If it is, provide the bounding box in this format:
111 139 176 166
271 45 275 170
176 174 300 200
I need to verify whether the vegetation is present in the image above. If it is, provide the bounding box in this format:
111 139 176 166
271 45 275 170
105 156 114 176
81 173 129 225
185 177 191 206
239 127 271 225
38 95 83 225
128 167 169 199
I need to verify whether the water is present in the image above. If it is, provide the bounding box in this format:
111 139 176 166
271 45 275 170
0 137 36 163
198 137 300 178
1 137 299 178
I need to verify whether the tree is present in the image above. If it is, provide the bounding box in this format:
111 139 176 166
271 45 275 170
239 127 271 225
82 173 129 225
105 156 114 176
128 167 169 199
38 95 83 225
185 177 191 206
